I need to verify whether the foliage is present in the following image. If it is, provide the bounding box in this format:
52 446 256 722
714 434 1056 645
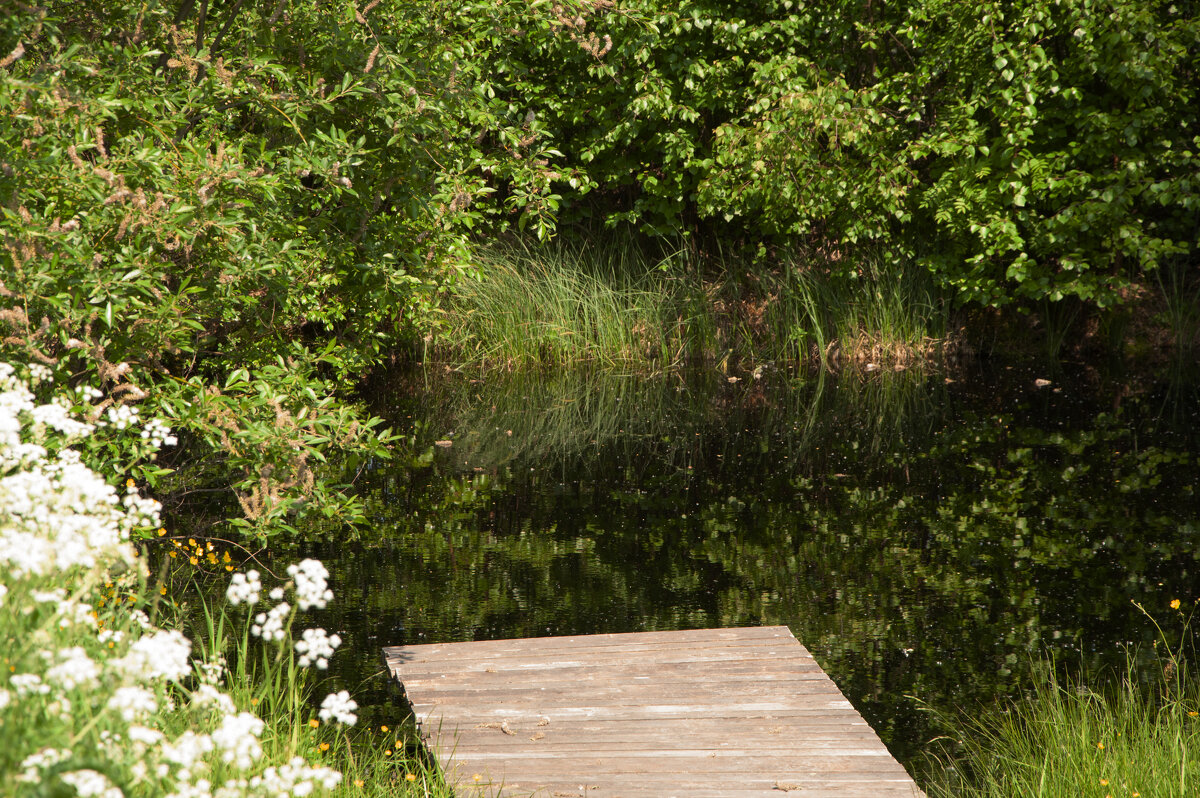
0 0 590 535
488 0 1200 308
0 363 447 796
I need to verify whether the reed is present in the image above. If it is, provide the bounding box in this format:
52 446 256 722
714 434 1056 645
929 605 1200 798
437 237 954 372
438 239 708 370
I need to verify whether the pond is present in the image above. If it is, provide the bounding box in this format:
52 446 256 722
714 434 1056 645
275 359 1199 784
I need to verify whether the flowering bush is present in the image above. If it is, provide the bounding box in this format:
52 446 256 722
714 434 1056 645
0 364 356 797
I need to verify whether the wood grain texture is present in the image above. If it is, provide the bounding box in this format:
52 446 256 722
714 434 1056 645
384 626 926 797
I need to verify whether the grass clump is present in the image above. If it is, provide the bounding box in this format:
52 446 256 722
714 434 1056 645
439 237 955 372
930 605 1200 797
440 238 708 370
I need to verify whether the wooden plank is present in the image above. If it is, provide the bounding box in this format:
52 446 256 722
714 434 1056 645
384 626 926 797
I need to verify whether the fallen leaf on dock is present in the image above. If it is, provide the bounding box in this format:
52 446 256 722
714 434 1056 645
475 721 516 735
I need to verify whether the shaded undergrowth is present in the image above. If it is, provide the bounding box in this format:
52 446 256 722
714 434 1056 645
436 238 958 372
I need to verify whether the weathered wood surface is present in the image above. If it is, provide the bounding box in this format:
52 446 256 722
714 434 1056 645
383 626 926 798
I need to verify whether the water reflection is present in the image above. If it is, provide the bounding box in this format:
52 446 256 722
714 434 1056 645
295 363 1200 781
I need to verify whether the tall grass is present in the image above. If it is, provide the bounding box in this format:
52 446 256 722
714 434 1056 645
762 253 950 368
930 605 1200 797
438 237 953 371
439 239 708 370
1156 262 1200 354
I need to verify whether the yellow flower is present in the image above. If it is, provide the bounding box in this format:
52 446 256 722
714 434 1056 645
159 586 167 595
318 743 329 752
380 725 388 732
126 478 135 488
158 527 167 536
353 780 364 788
189 556 198 565
406 773 417 782
1100 779 1109 786
188 538 196 547
473 774 482 782
1097 742 1105 749
225 565 234 571
309 719 319 728
1171 599 1182 610
384 750 392 757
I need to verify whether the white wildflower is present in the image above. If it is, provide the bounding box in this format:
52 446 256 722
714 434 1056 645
251 757 342 796
110 629 191 681
295 628 341 670
318 690 357 726
18 747 72 782
128 725 165 748
60 769 124 798
191 684 236 714
11 672 51 696
107 686 158 721
102 404 139 430
196 654 226 685
27 363 53 384
161 731 214 777
250 601 290 642
140 417 177 447
58 598 96 628
45 646 101 691
164 778 214 798
225 570 261 606
287 559 333 610
98 627 125 645
31 399 93 438
268 587 284 601
211 711 264 770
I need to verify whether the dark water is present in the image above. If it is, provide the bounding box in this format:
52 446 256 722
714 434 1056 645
287 361 1199 784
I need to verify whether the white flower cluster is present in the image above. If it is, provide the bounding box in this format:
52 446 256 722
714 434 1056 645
1 365 352 798
211 711 264 770
27 363 53 385
110 629 192 682
107 686 158 721
192 684 236 714
102 403 139 430
18 746 73 782
250 757 342 795
318 690 358 726
226 570 262 606
295 628 341 670
287 559 333 610
141 417 178 448
44 646 101 692
60 769 123 798
251 601 290 642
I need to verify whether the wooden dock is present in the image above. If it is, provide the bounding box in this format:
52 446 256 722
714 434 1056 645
383 626 925 798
